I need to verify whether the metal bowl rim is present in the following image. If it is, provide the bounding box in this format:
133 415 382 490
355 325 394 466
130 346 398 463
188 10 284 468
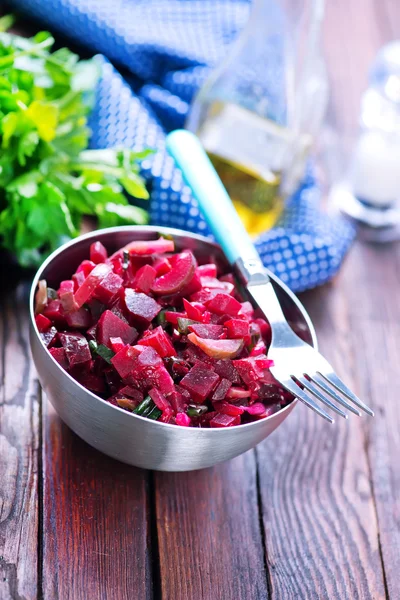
30 225 317 434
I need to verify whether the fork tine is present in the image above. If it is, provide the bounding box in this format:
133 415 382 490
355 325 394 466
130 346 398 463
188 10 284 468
309 374 362 416
284 379 334 423
299 376 348 419
320 372 374 417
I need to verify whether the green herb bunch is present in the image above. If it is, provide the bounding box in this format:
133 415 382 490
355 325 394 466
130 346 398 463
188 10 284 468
0 17 151 267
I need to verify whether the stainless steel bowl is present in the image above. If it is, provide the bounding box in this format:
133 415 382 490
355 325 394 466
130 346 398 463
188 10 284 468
30 226 317 471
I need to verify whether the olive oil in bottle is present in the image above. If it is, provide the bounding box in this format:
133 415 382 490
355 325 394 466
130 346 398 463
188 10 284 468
186 0 328 236
196 101 303 236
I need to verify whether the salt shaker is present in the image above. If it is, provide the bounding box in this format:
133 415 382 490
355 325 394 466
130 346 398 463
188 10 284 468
331 42 400 241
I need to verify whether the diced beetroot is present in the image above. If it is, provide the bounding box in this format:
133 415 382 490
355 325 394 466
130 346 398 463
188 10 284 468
59 332 91 367
225 319 250 340
74 263 113 308
110 337 126 353
109 255 124 276
93 271 124 304
43 300 66 326
123 289 161 326
135 345 163 367
86 323 97 340
118 386 143 402
250 340 267 356
77 372 106 394
111 345 141 378
227 387 251 399
205 293 242 317
188 323 225 340
90 241 108 264
76 260 96 276
209 413 241 428
168 388 187 413
97 310 138 347
139 326 176 357
180 364 220 403
213 401 244 417
164 311 186 326
234 357 271 386
196 263 217 278
148 364 175 395
132 264 157 294
213 359 241 383
153 255 172 276
254 356 274 370
35 313 52 333
201 276 234 295
72 270 85 289
178 271 202 297
202 311 212 323
183 299 203 321
40 327 58 348
212 378 232 401
176 412 191 427
65 307 92 329
160 407 174 423
149 387 171 411
59 280 78 313
152 251 196 295
110 298 129 323
238 301 254 320
49 347 69 370
188 333 243 359
253 317 272 341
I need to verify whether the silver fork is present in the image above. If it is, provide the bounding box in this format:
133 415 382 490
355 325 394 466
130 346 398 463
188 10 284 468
238 259 374 422
166 129 374 423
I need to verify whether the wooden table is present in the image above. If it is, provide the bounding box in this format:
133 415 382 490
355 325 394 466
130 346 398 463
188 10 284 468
1 1 400 598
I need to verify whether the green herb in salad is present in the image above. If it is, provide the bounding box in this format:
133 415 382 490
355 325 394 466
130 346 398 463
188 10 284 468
0 22 151 267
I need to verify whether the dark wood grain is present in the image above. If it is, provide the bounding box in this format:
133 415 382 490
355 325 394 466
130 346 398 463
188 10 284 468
336 242 400 599
0 284 39 600
256 276 386 599
41 400 152 600
154 452 269 600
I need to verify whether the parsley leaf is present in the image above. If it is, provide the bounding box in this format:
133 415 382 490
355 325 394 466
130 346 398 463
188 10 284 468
0 19 152 267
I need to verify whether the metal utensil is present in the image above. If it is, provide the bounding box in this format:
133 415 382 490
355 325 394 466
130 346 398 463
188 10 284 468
166 130 374 423
30 226 316 471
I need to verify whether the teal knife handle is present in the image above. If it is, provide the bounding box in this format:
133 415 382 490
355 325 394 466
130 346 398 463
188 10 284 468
166 129 260 266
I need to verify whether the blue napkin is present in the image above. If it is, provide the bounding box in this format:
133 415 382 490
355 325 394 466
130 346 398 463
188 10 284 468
9 0 355 292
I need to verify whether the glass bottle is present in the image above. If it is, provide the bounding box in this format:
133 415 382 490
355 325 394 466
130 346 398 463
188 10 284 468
186 0 328 236
330 41 400 242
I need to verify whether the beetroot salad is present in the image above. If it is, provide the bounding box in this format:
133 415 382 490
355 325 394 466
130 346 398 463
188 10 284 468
34 237 293 427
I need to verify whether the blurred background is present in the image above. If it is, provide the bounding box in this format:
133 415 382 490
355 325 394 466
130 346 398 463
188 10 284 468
1 0 400 287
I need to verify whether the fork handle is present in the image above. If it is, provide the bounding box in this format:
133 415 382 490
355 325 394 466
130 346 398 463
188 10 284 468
166 130 264 272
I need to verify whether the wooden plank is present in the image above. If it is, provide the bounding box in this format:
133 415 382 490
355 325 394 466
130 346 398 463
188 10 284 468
154 452 269 600
41 399 152 600
255 275 386 599
337 241 400 599
0 284 39 600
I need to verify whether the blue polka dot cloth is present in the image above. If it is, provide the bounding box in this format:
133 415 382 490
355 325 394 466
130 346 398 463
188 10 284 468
9 0 355 292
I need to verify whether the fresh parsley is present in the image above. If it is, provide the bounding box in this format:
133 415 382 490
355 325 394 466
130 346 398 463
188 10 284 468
0 22 151 267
